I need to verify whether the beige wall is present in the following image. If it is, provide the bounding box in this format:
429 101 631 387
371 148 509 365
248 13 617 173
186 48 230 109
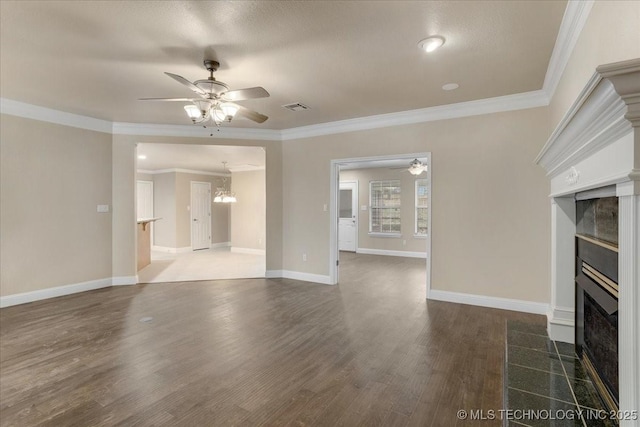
549 1 640 130
136 172 153 181
283 108 551 303
1 115 113 296
231 170 266 251
340 168 427 253
152 172 177 248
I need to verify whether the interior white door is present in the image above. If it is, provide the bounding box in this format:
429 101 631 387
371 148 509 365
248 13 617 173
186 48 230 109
191 181 211 251
338 181 358 252
137 180 154 244
137 181 154 219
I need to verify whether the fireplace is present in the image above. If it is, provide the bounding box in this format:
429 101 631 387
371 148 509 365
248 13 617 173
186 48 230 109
535 59 640 424
575 195 619 412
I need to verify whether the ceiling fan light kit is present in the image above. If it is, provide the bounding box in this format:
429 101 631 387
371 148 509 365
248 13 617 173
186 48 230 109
408 159 427 175
141 59 269 126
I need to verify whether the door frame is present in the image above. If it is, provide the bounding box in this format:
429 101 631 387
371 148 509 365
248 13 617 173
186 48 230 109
329 153 431 296
190 181 211 251
338 180 358 252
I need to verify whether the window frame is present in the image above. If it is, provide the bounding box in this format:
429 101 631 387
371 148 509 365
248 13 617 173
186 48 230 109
369 179 401 237
415 178 429 237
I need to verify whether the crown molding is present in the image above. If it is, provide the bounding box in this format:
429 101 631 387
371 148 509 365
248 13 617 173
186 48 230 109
542 0 594 99
536 59 640 178
228 165 265 173
0 98 112 134
112 121 281 141
280 90 549 140
138 168 230 177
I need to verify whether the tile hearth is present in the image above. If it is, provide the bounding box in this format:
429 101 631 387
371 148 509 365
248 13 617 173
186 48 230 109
505 320 615 427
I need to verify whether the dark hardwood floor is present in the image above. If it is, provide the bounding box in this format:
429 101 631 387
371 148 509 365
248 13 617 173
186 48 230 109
0 252 544 426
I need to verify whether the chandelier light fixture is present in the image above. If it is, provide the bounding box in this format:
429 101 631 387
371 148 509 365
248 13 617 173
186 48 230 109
213 162 237 203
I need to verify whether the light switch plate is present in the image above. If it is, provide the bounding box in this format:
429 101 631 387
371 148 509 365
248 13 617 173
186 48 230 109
361 205 367 211
97 204 110 213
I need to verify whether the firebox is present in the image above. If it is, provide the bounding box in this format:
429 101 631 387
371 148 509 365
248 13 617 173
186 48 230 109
575 195 619 414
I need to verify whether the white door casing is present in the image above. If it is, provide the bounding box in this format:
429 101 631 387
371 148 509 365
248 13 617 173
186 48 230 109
338 181 358 252
191 181 211 251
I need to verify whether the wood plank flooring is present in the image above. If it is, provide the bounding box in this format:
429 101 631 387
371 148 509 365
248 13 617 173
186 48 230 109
0 252 544 426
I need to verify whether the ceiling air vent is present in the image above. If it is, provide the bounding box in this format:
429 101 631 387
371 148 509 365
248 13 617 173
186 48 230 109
282 102 310 112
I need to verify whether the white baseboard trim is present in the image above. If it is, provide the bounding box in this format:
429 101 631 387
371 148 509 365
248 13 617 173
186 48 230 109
0 278 112 308
265 270 283 278
428 289 549 315
265 269 334 285
112 276 138 286
356 248 427 259
547 306 575 343
231 247 266 255
211 241 231 249
152 245 192 253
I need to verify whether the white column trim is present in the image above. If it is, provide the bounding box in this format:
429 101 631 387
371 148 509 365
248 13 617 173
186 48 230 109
617 190 640 422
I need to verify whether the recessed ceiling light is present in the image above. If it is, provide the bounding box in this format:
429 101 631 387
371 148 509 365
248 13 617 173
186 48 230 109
442 83 459 91
138 155 147 160
418 36 445 53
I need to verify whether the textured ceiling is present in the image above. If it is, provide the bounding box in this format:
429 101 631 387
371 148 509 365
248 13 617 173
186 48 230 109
0 1 566 130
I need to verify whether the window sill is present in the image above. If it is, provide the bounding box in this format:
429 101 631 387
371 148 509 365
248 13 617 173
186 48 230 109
368 232 401 238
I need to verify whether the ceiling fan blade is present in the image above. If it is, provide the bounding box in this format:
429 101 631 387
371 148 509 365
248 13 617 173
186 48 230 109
234 105 268 123
138 97 198 102
223 87 270 102
164 72 207 96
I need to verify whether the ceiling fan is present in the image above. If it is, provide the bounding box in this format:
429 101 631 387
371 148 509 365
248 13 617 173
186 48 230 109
390 159 428 176
140 60 269 126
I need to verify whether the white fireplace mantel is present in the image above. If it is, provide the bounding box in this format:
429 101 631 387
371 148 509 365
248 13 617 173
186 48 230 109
536 58 640 424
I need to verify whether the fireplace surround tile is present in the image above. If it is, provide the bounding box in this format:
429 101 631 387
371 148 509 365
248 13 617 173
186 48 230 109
506 388 583 427
554 342 577 358
569 378 606 411
508 329 557 354
508 365 576 404
505 320 615 427
508 346 566 377
560 356 590 381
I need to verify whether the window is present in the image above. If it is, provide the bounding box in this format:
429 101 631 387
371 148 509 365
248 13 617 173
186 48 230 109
415 179 429 236
369 180 401 234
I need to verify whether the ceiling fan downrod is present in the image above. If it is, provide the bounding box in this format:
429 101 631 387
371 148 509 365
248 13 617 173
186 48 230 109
203 60 219 81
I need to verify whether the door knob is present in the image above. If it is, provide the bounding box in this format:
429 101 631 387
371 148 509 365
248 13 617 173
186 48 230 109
193 218 198 222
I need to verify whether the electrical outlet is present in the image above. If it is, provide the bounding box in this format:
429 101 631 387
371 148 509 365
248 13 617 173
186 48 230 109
258 238 262 245
97 204 109 213
402 239 407 246
302 253 307 262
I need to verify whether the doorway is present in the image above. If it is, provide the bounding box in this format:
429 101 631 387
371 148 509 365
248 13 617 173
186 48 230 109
135 143 266 283
330 153 431 295
338 181 358 252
